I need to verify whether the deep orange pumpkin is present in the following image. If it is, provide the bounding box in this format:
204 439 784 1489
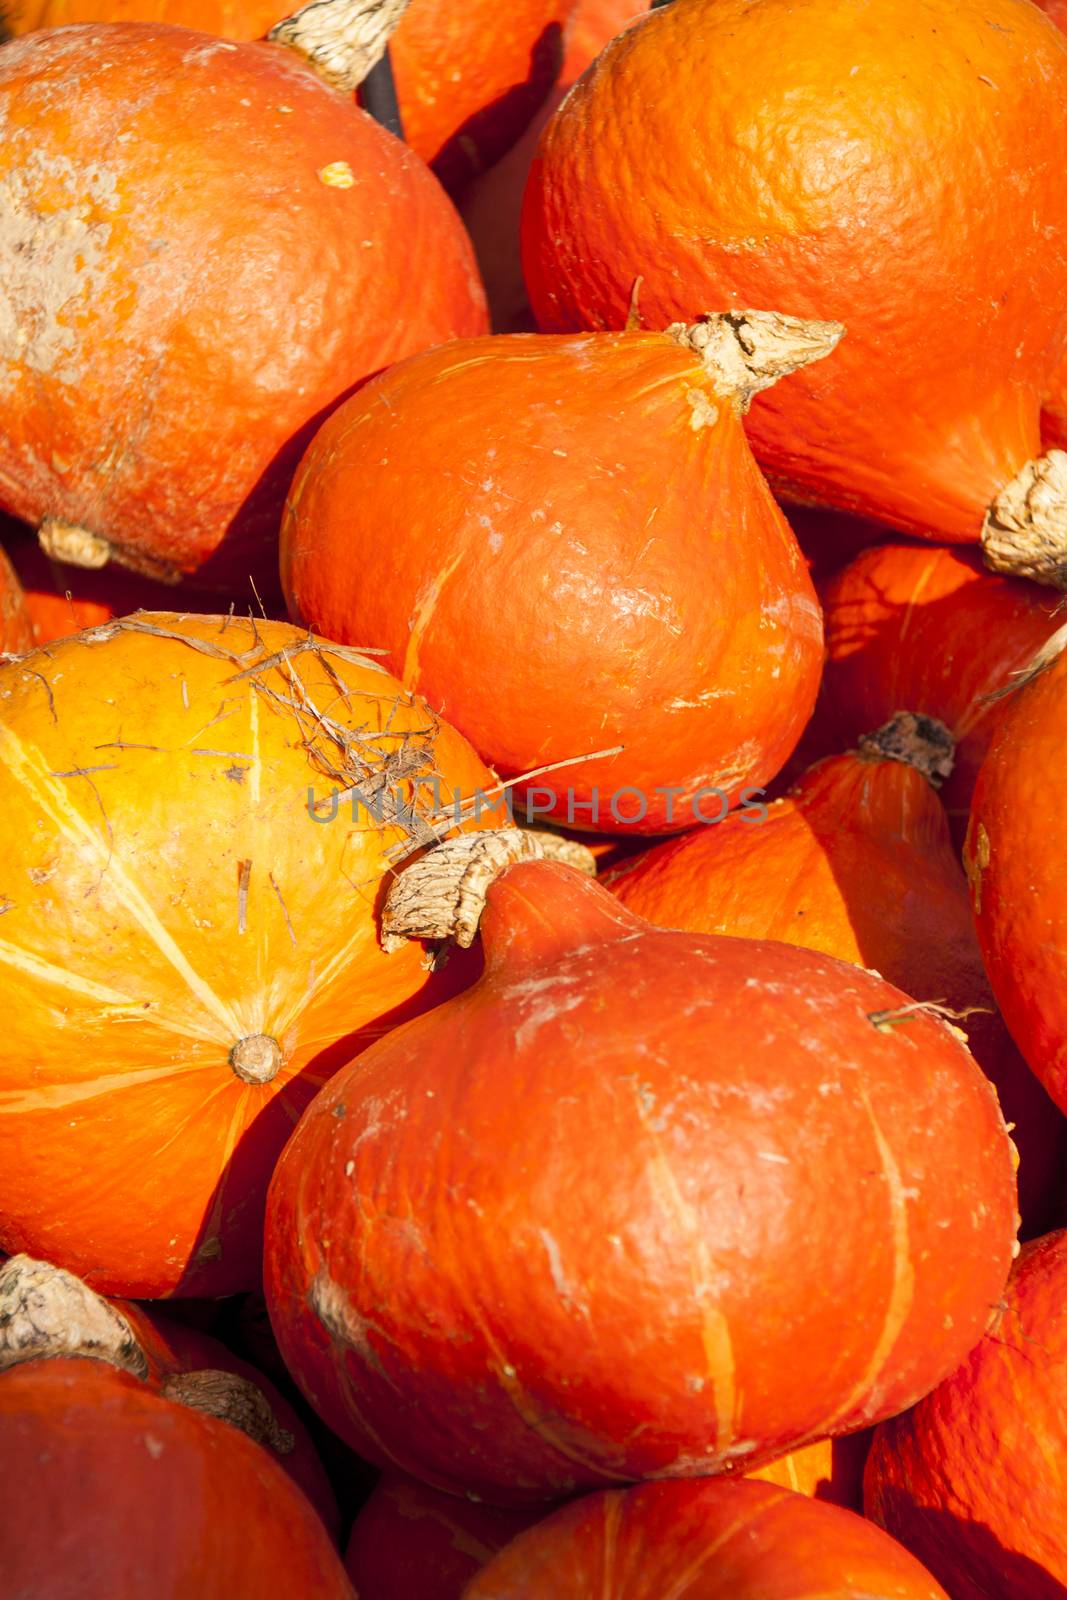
0 541 34 654
0 614 496 1297
609 727 1067 1239
1044 359 1067 449
0 22 486 587
965 642 1067 1112
866 1229 1067 1598
281 317 826 834
522 0 1067 577
815 543 1064 829
465 1478 948 1599
0 0 576 193
0 1252 339 1535
0 1357 355 1597
264 858 1016 1505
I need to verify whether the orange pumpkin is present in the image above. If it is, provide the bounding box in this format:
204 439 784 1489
965 641 1067 1112
0 614 496 1297
0 1357 355 1597
814 543 1064 831
0 21 487 587
265 855 1017 1504
609 721 1067 1239
0 1253 339 1535
0 541 34 654
281 315 828 834
465 1479 949 1599
1044 359 1067 449
866 1229 1067 1598
0 0 576 193
522 0 1067 581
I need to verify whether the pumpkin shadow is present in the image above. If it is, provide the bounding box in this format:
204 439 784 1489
870 1495 1067 1599
414 24 566 197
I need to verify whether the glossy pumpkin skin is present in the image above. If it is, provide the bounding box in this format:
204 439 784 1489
281 330 823 834
0 1358 355 1598
466 1478 949 1599
0 542 34 653
866 1230 1067 1599
965 649 1067 1111
0 615 495 1297
265 860 1016 1505
610 746 1066 1239
0 24 487 586
816 544 1063 825
1 0 575 194
522 0 1067 541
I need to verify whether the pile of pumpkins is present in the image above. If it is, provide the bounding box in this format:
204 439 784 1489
1 0 1066 1594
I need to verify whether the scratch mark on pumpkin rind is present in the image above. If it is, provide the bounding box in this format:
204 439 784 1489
402 546 467 688
0 722 238 1040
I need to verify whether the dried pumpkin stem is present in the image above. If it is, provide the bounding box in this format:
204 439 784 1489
380 827 597 951
856 711 955 787
38 519 183 583
0 1254 148 1378
982 450 1067 589
269 0 412 93
666 311 845 413
229 1033 284 1085
161 1369 295 1455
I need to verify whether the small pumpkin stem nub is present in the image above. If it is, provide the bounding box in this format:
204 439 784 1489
268 0 413 93
229 1034 284 1085
0 1254 148 1378
982 451 1067 589
161 1369 295 1455
380 827 597 951
666 311 845 413
857 711 956 786
38 518 110 571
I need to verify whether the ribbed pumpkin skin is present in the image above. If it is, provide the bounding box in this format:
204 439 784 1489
816 545 1063 823
113 1300 340 1537
465 1479 949 1600
965 651 1067 1111
866 1231 1067 1599
0 543 34 653
522 0 1067 541
610 749 1066 1238
0 615 495 1297
265 861 1016 1506
0 0 575 193
0 1359 355 1598
281 330 823 833
0 24 487 585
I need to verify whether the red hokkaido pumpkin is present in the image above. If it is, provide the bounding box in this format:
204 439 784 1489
0 542 34 654
866 1229 1067 1599
465 1479 949 1599
0 1358 355 1597
965 641 1067 1112
609 719 1066 1238
0 613 497 1297
815 543 1064 829
1044 360 1067 450
522 0 1067 582
281 314 829 833
0 0 576 193
0 20 487 587
0 1253 338 1535
264 853 1017 1505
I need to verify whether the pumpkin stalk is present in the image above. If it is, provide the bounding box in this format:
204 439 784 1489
37 517 183 582
666 311 845 413
982 449 1067 588
0 1255 148 1378
268 0 413 94
229 1034 284 1086
856 711 956 786
380 828 597 951
161 1370 296 1454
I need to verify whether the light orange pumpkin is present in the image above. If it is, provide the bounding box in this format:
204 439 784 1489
0 20 487 587
281 315 828 833
0 613 496 1297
